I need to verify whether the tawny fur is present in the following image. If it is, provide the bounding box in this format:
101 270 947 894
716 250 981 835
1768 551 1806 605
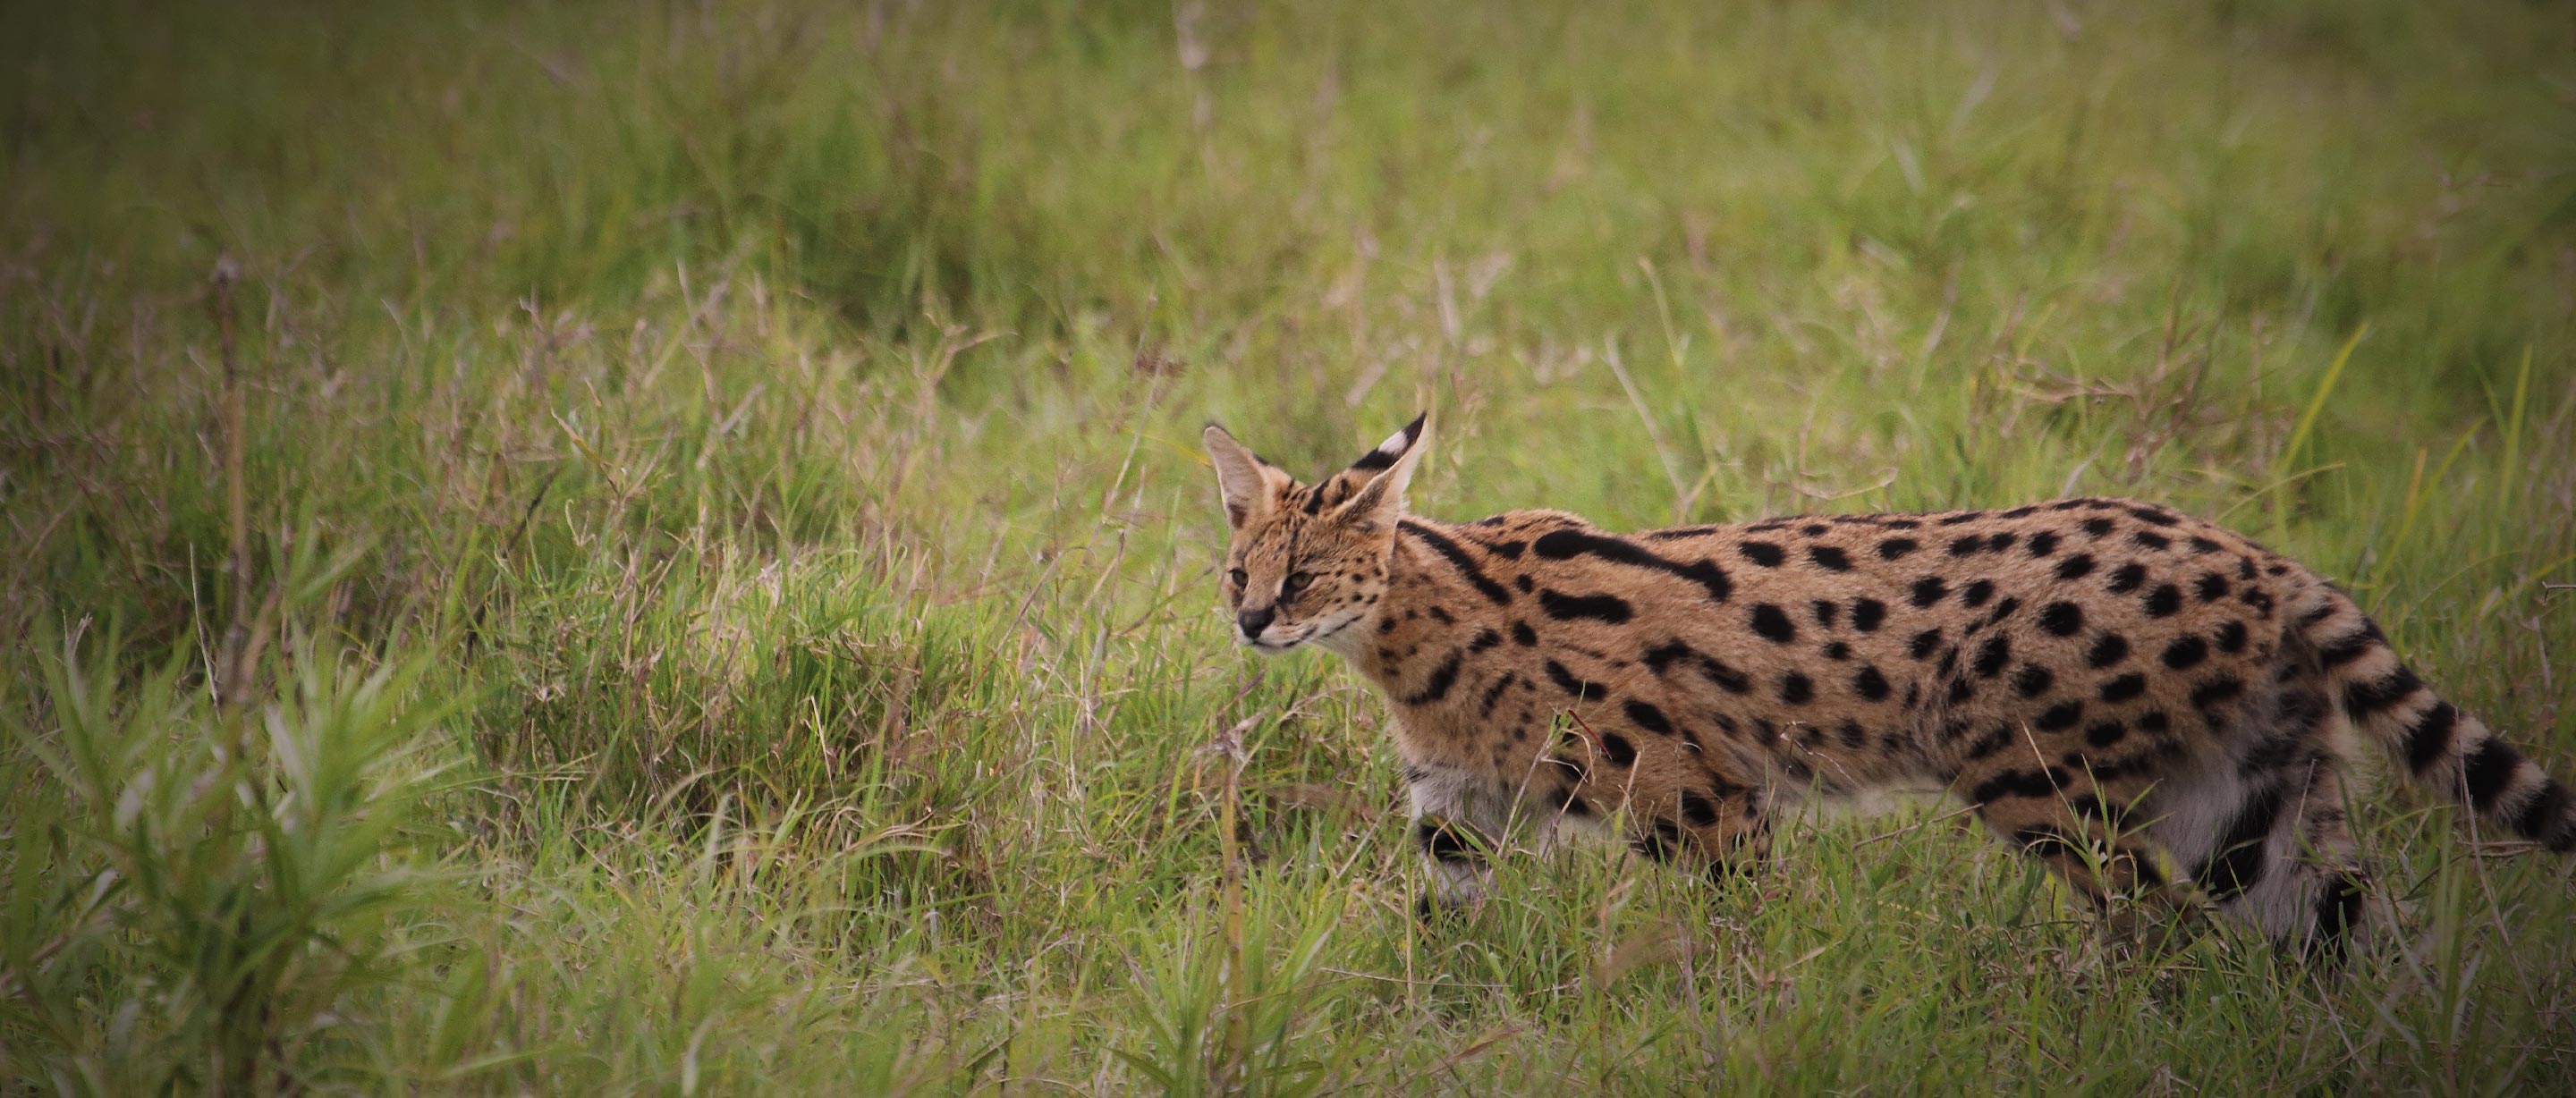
1203 416 2575 955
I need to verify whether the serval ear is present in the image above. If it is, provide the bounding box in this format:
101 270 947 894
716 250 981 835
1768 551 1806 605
1202 424 1292 529
1332 413 1428 532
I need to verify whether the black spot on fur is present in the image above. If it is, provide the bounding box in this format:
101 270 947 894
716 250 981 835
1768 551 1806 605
1910 628 1945 660
1598 732 1639 766
2162 636 2208 670
1877 537 1920 560
2106 562 2148 594
2026 531 2062 557
1973 635 2012 678
2098 673 2147 703
1544 660 1605 701
1681 790 1721 827
2083 720 2127 747
2131 530 2171 550
1468 629 1502 653
1512 621 1538 646
1948 678 1976 704
1970 766 2068 805
2038 602 2083 637
1964 725 2015 760
1948 535 1986 556
2216 620 2249 655
2144 585 2183 618
2055 554 2096 580
2086 634 2131 668
1642 641 1693 674
2082 517 2115 537
1692 654 1753 695
1961 579 1996 608
2195 572 2232 602
2013 664 2055 698
1809 545 1853 571
1812 599 1840 628
1751 604 1797 644
1740 541 1785 567
1779 672 1815 705
2189 677 2244 711
1821 641 1851 661
1835 718 1869 748
1911 577 1949 607
1539 588 1633 624
1852 598 1886 632
1624 700 1675 736
2037 701 2085 731
1854 665 1891 701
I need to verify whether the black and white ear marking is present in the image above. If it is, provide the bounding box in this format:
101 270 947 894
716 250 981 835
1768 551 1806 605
1335 413 1431 528
1349 412 1429 473
1203 424 1292 529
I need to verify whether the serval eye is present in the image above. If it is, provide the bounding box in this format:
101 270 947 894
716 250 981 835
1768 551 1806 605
1227 568 1248 587
1284 571 1314 594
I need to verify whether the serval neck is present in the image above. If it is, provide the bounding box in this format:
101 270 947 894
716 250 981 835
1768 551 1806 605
1335 516 1499 694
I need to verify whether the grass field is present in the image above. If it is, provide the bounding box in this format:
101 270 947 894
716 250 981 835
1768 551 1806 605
5 0 2576 1093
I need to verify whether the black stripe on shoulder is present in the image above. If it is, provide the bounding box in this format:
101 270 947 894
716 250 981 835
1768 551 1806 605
1399 519 1512 604
1530 528 1733 603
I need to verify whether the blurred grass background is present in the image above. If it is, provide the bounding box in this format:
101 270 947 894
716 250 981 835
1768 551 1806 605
4 0 2573 1093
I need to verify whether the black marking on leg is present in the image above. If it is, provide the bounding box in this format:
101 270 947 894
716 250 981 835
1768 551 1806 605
2309 871 2368 963
1397 650 1465 705
1416 820 1483 865
2197 785 2284 901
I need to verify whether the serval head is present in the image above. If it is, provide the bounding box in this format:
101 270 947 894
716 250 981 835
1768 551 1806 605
1200 414 1428 655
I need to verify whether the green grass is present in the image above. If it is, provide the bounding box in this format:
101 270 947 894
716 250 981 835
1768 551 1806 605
4 0 2574 1093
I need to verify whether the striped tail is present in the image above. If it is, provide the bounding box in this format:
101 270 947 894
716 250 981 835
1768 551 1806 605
2292 583 2575 851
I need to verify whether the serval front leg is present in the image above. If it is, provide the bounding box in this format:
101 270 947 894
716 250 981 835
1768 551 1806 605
1405 762 1523 918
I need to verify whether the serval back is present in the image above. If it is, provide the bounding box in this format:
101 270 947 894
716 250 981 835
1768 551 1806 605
1201 414 2573 957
